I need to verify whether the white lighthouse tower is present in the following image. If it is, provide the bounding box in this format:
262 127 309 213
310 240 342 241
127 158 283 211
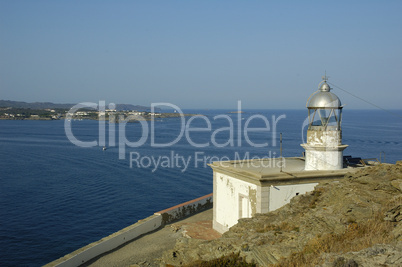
301 76 348 170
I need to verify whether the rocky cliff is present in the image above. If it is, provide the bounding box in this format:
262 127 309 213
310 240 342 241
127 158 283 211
162 162 402 266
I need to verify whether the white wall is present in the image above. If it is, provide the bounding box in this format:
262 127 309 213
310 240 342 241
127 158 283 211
305 149 343 170
307 130 341 146
303 130 346 170
269 183 318 211
214 172 257 233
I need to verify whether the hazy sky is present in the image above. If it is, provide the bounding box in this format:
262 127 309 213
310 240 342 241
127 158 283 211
1 1 401 109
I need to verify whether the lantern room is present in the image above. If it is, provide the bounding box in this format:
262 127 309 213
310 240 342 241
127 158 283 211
301 76 348 170
307 78 342 131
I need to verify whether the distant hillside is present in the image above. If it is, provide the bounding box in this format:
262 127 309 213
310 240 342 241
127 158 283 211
0 100 155 111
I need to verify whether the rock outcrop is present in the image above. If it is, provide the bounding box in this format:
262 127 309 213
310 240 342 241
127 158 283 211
161 162 402 266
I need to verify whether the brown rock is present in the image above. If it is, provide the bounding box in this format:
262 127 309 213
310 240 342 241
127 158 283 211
391 180 402 192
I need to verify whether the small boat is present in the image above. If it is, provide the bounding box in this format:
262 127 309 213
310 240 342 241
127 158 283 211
102 146 107 151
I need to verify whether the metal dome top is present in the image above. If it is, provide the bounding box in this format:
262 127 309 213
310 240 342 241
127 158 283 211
307 79 342 109
320 82 330 92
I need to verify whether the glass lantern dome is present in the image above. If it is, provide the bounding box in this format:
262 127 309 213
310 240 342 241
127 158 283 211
307 79 343 130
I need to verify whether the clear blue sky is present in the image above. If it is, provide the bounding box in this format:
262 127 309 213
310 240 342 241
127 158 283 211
1 0 401 109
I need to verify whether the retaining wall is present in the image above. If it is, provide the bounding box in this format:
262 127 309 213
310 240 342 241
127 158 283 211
45 193 213 267
155 193 213 224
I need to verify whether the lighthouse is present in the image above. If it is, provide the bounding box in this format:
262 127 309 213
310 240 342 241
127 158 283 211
209 75 365 234
301 76 348 170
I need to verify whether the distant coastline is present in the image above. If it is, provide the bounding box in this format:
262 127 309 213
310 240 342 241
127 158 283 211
0 110 196 122
0 99 156 111
0 99 196 122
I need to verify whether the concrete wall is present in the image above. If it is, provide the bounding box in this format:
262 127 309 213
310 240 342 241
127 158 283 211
155 193 213 224
45 215 162 267
213 172 257 233
257 186 270 214
45 193 213 267
269 183 318 211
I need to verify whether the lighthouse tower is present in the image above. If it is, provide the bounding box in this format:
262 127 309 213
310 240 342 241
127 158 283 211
301 76 348 170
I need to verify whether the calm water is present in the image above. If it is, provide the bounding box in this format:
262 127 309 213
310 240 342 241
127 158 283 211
0 109 401 266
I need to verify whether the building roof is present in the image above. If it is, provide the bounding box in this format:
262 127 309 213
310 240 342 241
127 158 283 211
209 157 361 185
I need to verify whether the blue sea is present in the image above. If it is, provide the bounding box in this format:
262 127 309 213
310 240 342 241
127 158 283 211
0 109 401 266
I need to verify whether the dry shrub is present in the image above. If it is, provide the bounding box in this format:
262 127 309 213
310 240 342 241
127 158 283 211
308 187 324 209
187 252 256 267
271 199 399 267
256 221 299 233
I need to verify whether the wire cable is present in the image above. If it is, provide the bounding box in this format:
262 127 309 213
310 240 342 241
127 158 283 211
328 81 402 119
